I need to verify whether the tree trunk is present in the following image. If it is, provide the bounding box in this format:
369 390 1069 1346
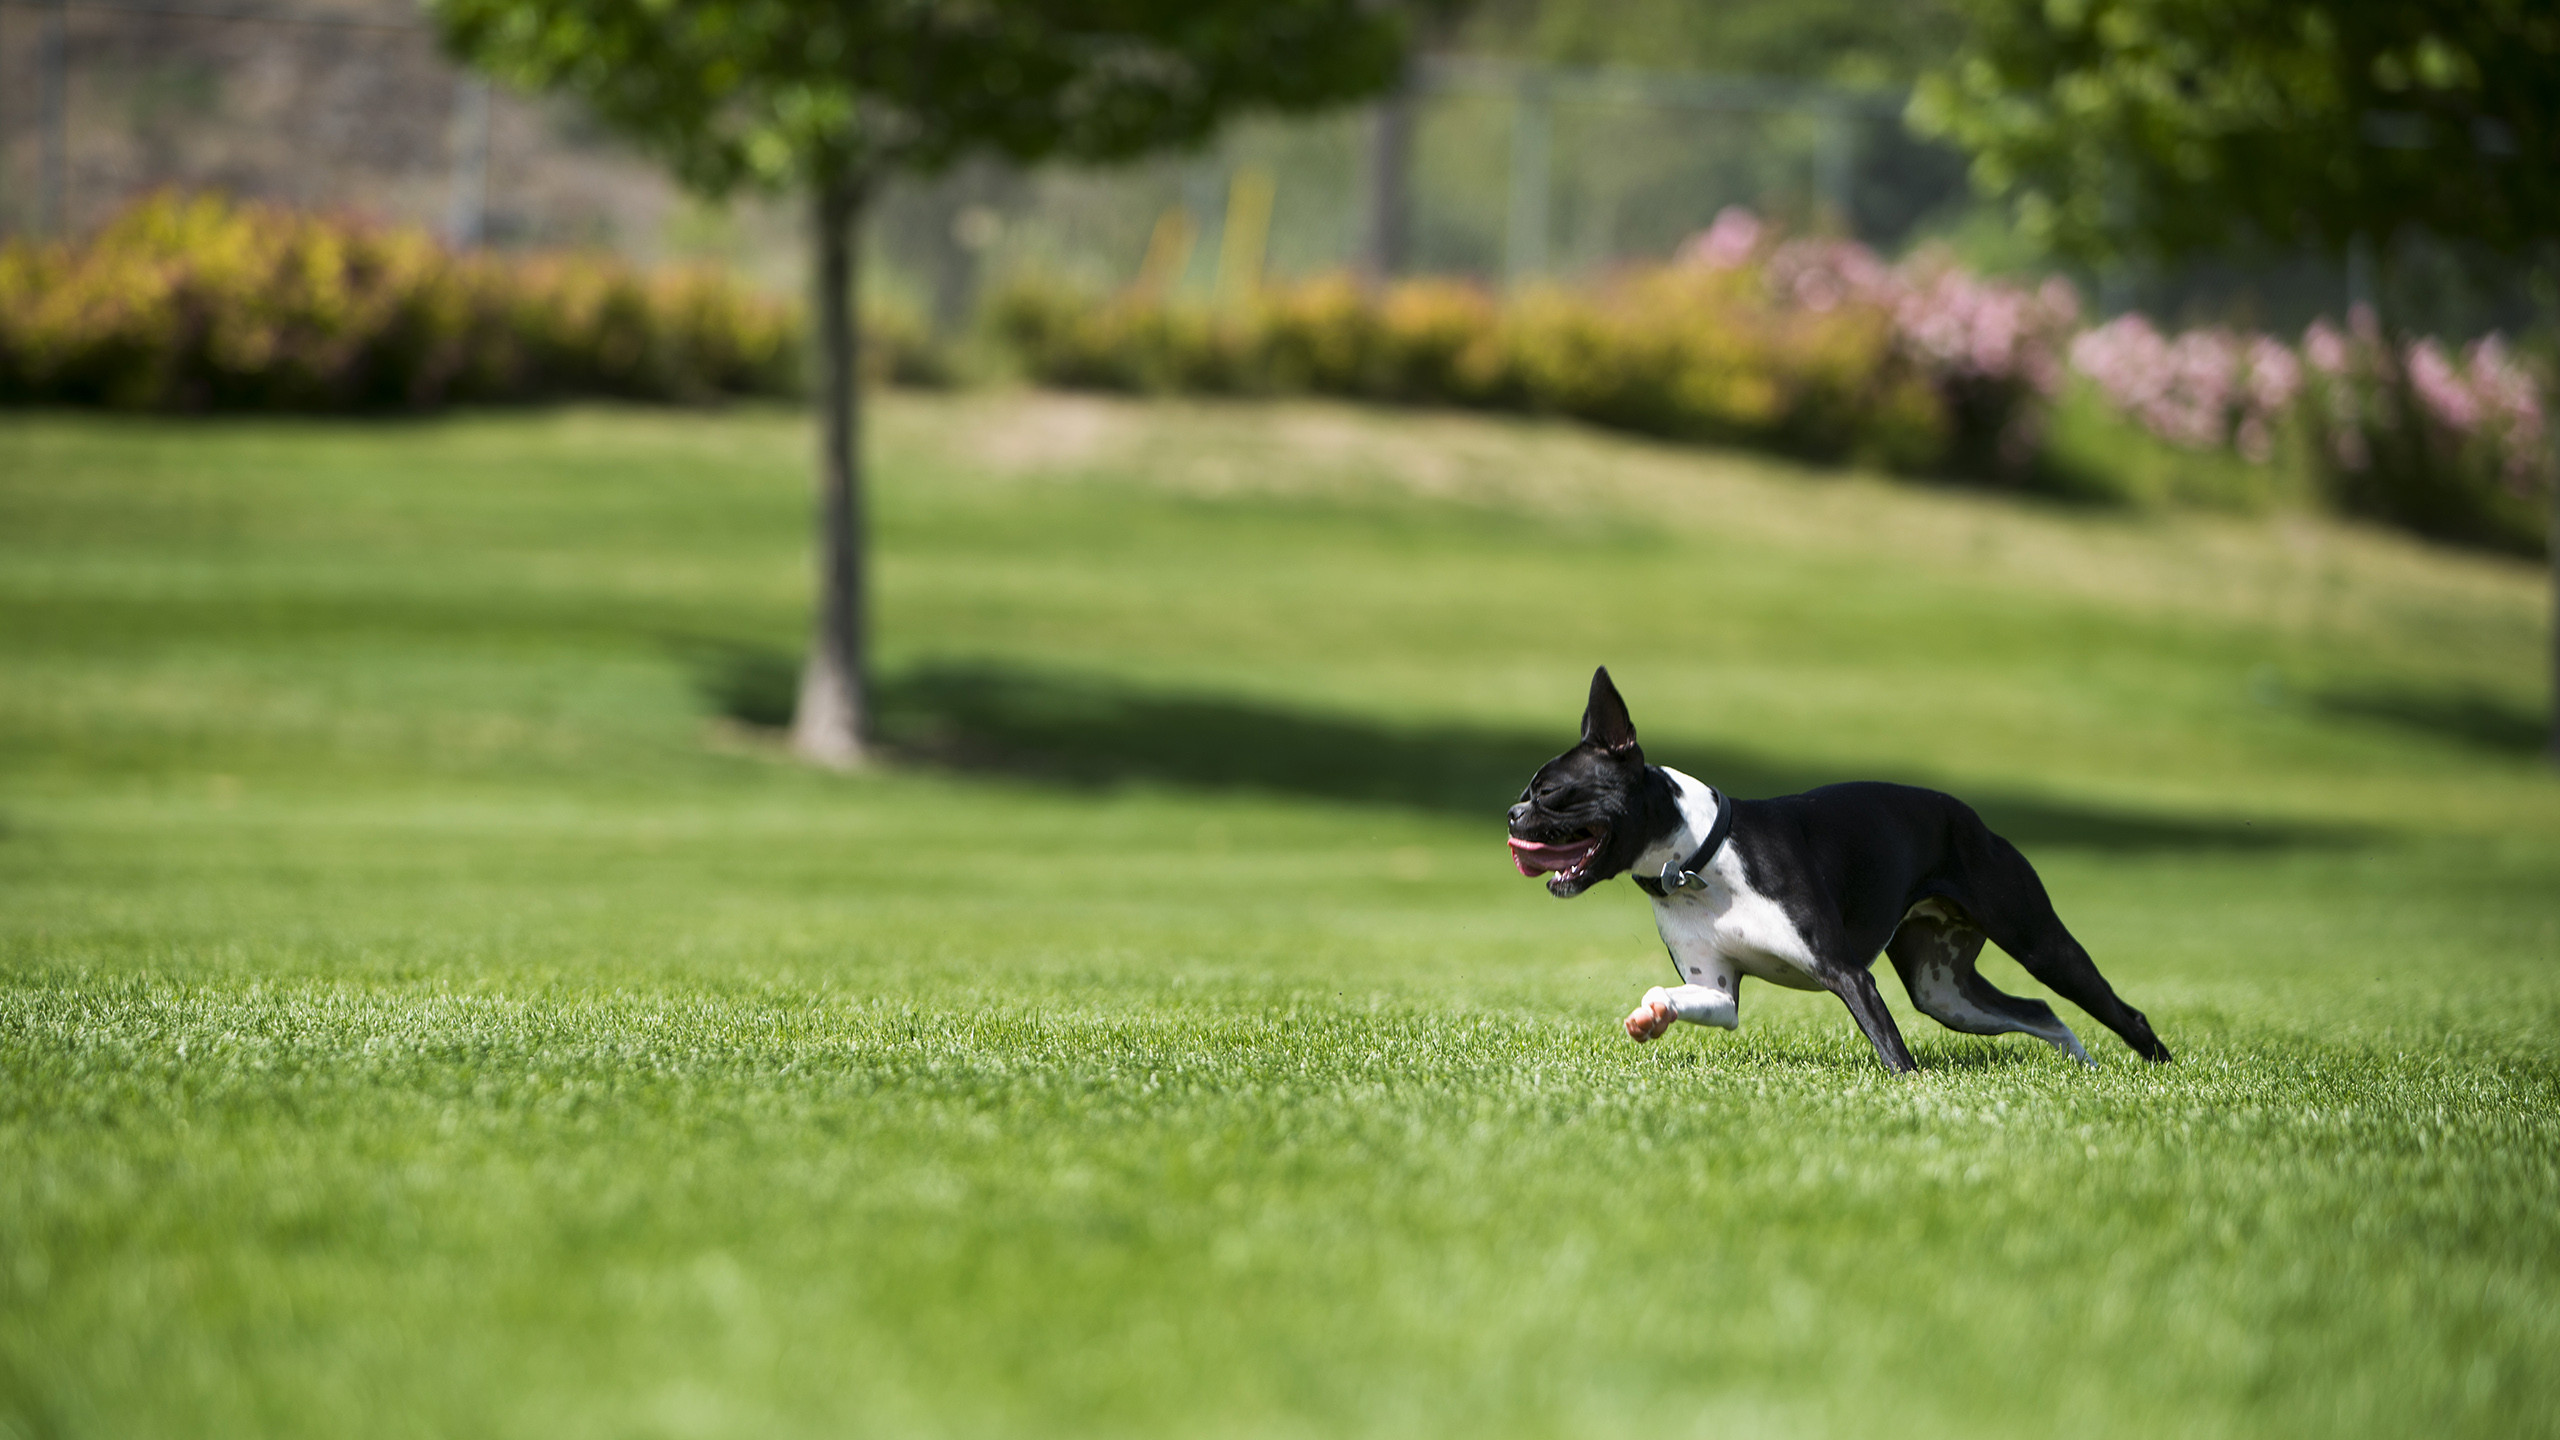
791 172 870 768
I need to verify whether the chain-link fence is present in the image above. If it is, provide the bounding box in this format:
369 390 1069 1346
862 57 1978 329
0 0 1982 323
3 0 2543 342
0 0 706 254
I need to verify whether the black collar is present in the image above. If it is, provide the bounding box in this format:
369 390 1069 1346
1631 788 1734 897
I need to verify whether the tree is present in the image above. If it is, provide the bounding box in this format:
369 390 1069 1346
1461 0 1964 88
432 0 1414 766
1911 0 2560 761
1910 0 2560 263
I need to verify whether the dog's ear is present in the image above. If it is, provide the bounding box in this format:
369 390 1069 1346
1580 666 1641 755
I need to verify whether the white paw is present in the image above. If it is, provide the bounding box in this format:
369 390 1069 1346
1624 990 1677 1042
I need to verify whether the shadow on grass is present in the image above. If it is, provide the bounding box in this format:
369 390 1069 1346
1913 1041 2084 1072
684 642 2343 853
2313 685 2548 757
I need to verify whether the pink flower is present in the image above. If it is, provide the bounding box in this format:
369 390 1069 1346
2071 316 2261 449
2462 334 2549 492
1669 217 2080 453
2246 337 2300 413
1891 259 2075 392
2069 315 2312 458
1681 207 1764 270
2466 335 2544 440
2406 340 2480 435
2303 320 2350 376
1766 236 1894 312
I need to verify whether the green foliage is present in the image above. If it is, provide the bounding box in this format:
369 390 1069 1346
1913 0 2560 263
2 399 2556 1439
2039 380 2309 509
995 270 1967 475
1462 0 1963 88
429 0 1424 754
0 192 801 409
429 0 1413 193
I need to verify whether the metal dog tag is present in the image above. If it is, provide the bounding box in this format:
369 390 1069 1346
1659 860 1706 894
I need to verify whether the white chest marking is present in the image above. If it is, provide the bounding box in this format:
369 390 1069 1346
1643 769 1828 998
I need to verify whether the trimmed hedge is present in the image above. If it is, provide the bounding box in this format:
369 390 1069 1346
994 216 2083 484
994 273 1967 475
0 192 803 410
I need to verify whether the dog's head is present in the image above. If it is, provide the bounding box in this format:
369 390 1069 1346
1506 667 1675 897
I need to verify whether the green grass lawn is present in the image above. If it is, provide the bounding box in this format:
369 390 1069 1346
2 393 2556 1440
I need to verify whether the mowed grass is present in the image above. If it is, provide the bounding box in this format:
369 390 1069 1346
2 393 2556 1440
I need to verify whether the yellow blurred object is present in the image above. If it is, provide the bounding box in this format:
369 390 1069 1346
1132 207 1197 299
0 189 807 409
996 262 1953 472
1214 168 1275 308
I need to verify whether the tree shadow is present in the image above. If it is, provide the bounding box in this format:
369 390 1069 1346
686 638 802 731
682 642 2349 852
2312 684 2548 757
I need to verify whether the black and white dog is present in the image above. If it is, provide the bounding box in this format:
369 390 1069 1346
1507 667 2171 1073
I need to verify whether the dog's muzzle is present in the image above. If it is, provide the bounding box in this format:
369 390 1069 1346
1506 832 1604 878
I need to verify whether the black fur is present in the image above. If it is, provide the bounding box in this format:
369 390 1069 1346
1503 669 1679 898
1510 667 2171 1072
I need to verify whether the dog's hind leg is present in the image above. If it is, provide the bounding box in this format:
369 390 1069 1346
1950 833 2173 1063
1996 922 2170 1063
1885 908 2093 1066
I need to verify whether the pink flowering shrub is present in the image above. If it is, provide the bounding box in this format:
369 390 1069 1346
1894 260 2079 474
1680 207 1765 271
2296 310 2550 553
0 191 806 409
2072 300 2550 551
1686 208 2078 476
998 203 2550 543
2068 316 2303 463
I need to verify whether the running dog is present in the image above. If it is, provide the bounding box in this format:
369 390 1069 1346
1506 667 2171 1072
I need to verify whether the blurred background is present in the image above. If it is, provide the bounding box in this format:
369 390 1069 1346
3 5 2557 1439
6 0 1946 283
7 0 2552 552
4 0 2539 334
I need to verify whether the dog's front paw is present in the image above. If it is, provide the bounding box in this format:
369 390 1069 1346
1624 989 1677 1042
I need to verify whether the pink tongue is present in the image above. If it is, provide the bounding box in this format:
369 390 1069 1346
1508 835 1601 877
